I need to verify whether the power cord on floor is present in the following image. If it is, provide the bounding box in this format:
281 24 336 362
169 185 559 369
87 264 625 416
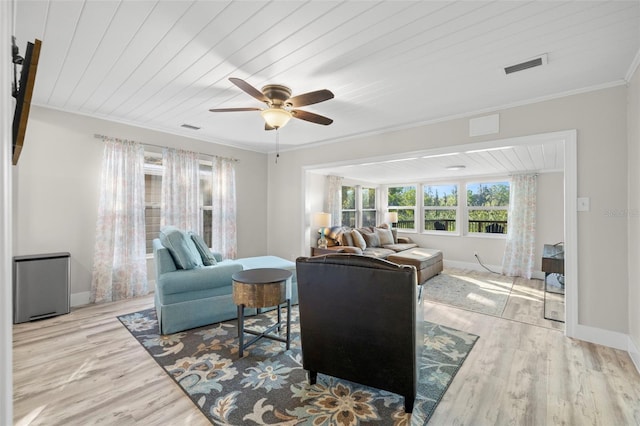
474 253 501 274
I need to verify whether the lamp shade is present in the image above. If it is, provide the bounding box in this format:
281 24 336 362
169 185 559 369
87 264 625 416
313 212 332 228
384 212 398 223
261 108 292 129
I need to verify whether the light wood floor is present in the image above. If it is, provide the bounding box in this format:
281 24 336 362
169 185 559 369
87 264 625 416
431 267 566 331
13 290 640 425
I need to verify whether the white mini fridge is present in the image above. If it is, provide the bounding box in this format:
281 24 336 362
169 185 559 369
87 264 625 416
13 252 70 324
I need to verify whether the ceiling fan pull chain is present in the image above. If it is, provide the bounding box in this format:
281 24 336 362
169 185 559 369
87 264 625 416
275 128 280 164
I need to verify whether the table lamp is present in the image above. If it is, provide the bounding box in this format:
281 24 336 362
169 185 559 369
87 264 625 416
385 211 398 229
313 212 332 248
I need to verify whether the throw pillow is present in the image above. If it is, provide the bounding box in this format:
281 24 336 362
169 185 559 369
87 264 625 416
375 227 395 246
341 229 354 247
159 226 203 270
188 232 217 266
362 232 380 248
351 229 367 250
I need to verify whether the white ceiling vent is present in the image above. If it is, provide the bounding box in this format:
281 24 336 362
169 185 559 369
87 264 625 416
504 54 548 75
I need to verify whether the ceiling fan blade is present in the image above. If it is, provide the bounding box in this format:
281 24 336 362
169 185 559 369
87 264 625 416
291 109 333 125
287 89 334 107
209 107 262 112
229 77 269 104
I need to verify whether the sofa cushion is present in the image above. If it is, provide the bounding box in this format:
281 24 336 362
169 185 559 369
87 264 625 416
363 247 396 258
375 227 395 246
159 226 203 270
383 243 419 252
188 232 217 266
362 231 380 248
351 229 367 250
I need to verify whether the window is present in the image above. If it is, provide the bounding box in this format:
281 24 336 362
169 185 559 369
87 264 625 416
361 187 377 227
144 154 162 253
341 185 356 227
466 181 509 234
144 153 214 254
388 185 416 230
424 184 458 232
340 185 377 227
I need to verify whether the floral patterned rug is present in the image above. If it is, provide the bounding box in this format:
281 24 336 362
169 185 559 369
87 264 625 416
118 307 477 425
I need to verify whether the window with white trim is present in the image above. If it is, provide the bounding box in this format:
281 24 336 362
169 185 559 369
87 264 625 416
341 185 356 227
340 185 378 227
143 153 214 253
361 187 377 227
387 185 416 231
424 184 458 232
466 181 509 234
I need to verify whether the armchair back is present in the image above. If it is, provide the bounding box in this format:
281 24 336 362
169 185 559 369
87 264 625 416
295 254 423 413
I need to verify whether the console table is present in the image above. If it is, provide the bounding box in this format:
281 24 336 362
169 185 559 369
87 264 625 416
542 244 564 322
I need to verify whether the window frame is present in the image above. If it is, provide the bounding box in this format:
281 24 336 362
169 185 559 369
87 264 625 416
340 184 379 228
387 184 417 232
465 179 510 236
422 182 459 234
143 152 216 254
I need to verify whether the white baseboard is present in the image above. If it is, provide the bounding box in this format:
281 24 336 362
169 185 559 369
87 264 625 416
70 280 155 308
70 291 90 307
444 259 503 274
628 336 640 375
573 324 629 351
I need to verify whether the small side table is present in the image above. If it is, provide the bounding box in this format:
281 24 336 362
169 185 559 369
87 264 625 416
232 268 292 358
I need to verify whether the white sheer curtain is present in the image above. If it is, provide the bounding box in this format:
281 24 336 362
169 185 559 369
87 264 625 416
161 148 201 233
326 175 343 226
502 174 537 279
211 157 237 259
91 139 148 303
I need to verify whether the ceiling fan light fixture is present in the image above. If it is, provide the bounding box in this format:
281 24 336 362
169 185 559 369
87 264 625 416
261 108 292 129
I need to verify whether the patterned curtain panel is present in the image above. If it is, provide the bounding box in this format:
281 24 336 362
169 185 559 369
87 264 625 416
326 175 343 226
211 157 237 259
502 174 537 279
161 148 201 234
91 139 148 303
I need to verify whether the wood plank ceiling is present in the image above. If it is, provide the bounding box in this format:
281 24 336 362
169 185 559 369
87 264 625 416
13 1 640 179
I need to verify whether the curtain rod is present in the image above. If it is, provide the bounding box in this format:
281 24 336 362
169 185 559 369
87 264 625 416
93 133 239 163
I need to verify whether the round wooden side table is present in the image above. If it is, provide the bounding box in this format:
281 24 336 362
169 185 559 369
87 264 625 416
232 268 292 358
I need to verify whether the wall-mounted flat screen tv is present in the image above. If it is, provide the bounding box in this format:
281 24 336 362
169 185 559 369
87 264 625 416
12 38 42 166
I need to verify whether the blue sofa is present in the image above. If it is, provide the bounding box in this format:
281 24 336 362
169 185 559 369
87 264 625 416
153 230 297 334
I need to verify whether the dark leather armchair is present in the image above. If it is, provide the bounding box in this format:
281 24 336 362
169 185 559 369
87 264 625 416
295 254 423 413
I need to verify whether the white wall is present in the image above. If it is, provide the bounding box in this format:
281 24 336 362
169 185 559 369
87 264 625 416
13 106 268 304
1 0 13 421
628 61 640 366
268 86 629 335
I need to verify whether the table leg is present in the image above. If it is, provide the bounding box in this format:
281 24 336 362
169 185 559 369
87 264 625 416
237 304 245 358
286 298 291 350
277 304 282 332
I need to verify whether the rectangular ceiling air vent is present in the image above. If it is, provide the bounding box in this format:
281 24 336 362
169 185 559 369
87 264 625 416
181 123 200 130
504 54 547 75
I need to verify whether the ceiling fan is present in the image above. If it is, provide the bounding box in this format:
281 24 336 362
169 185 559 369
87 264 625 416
209 77 334 130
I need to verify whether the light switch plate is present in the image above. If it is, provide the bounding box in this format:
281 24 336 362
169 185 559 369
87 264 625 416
577 197 590 212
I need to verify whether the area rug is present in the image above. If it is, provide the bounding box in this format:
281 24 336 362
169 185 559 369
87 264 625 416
425 270 514 316
118 307 477 425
